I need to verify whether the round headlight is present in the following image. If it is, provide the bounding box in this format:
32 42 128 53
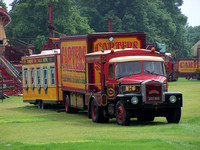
131 96 139 104
169 95 177 103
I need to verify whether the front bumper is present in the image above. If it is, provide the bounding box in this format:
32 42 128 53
117 92 182 109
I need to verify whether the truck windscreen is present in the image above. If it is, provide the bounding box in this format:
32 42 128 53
115 61 141 79
143 61 166 76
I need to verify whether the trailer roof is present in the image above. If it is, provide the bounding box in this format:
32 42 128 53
30 49 60 57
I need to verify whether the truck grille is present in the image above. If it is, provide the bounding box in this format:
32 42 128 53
145 82 162 103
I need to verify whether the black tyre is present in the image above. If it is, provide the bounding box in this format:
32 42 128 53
166 107 181 123
38 101 42 109
65 95 72 113
185 74 191 80
115 101 130 126
41 101 46 109
90 99 104 123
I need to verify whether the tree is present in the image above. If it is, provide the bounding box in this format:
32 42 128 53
186 25 200 46
0 0 7 11
6 0 192 58
6 0 93 53
75 0 190 58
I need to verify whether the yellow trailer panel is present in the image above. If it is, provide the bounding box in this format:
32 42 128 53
22 51 62 104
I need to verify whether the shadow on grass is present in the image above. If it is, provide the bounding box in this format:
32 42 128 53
9 104 65 113
9 104 168 127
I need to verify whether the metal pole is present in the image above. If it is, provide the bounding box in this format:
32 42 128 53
1 74 3 103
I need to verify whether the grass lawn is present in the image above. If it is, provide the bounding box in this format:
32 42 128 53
0 78 199 150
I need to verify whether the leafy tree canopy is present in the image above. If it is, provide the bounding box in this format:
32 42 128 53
0 0 7 11
75 0 190 58
6 0 93 53
5 0 200 58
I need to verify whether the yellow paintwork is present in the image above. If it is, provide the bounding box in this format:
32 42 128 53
22 54 63 103
178 60 200 73
61 40 87 91
93 38 142 90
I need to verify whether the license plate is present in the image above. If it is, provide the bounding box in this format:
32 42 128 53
147 97 160 101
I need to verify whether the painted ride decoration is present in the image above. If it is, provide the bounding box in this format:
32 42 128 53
22 32 183 126
0 7 23 96
178 47 200 80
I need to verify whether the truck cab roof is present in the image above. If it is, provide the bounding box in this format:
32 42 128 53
109 56 164 63
86 48 159 56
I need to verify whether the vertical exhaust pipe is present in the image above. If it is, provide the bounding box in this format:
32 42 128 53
108 19 112 32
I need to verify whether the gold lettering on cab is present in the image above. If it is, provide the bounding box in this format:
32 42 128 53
126 85 136 92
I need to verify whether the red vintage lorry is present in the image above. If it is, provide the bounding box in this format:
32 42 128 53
59 32 182 125
22 32 183 125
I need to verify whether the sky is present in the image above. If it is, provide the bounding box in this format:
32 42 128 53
179 0 200 27
3 0 200 27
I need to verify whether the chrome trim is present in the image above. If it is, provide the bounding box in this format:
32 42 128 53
141 79 164 103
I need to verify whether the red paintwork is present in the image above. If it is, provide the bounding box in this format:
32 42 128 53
117 74 167 84
65 98 68 112
0 7 11 27
0 66 22 95
145 82 162 103
54 55 59 100
85 48 166 94
108 19 112 32
40 2 59 52
117 105 124 122
92 102 97 119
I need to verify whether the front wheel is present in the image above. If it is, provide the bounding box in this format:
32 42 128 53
166 107 181 123
115 101 130 126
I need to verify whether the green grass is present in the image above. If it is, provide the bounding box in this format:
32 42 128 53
0 78 200 150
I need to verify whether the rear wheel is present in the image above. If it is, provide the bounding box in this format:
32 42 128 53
65 95 72 113
185 74 191 80
38 101 41 109
41 101 46 109
90 99 105 123
166 107 181 123
115 101 130 126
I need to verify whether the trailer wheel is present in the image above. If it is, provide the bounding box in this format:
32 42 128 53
41 101 46 109
65 95 72 113
115 101 130 126
90 99 103 123
166 107 181 123
185 74 191 80
38 101 42 109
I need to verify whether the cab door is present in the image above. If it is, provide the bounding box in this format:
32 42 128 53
106 63 118 99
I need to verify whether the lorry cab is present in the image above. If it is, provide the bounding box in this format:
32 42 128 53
86 48 182 125
106 55 167 98
108 55 166 83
